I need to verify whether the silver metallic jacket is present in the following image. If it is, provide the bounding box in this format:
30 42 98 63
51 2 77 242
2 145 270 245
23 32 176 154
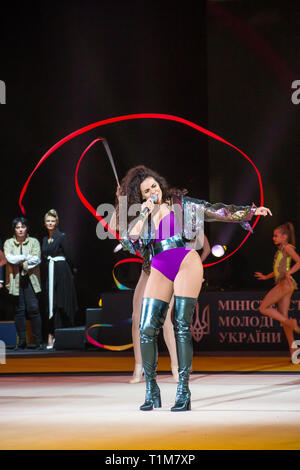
121 196 256 262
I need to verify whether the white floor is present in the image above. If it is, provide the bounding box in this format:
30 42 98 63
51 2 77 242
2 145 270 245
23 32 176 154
1 373 300 450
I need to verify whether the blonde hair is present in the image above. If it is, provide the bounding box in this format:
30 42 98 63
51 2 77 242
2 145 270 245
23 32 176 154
44 209 59 224
277 222 296 246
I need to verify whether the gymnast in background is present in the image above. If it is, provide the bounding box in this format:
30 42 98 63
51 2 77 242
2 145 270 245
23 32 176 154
255 222 300 360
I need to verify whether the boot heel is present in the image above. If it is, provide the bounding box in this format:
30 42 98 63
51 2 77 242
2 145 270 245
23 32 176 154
140 392 161 411
171 395 191 412
153 395 162 408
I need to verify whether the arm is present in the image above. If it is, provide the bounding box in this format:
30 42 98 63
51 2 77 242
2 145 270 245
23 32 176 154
128 198 155 239
202 201 271 233
3 240 26 265
203 201 256 223
200 234 211 262
24 255 41 270
110 187 121 232
110 210 117 232
120 198 155 256
22 239 41 271
112 187 143 254
254 271 274 280
203 201 272 222
4 253 25 264
120 216 149 257
285 244 300 277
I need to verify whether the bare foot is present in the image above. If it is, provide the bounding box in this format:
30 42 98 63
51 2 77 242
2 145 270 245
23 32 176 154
172 365 179 383
47 334 54 349
284 318 300 333
129 364 143 384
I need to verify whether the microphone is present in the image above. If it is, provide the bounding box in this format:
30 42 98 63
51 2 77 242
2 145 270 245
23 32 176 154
113 195 158 253
142 194 158 215
113 243 123 253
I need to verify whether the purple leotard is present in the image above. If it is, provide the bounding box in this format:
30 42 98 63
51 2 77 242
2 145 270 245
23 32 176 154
151 211 192 281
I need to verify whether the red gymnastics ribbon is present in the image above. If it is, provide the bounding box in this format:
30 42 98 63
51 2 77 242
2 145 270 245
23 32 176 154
75 137 142 291
86 318 133 351
74 137 120 240
19 113 264 267
112 258 143 290
75 137 142 261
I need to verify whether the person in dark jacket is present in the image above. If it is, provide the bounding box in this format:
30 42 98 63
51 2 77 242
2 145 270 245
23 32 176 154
42 209 78 349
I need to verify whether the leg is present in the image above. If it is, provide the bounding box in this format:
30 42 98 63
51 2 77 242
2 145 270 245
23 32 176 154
162 296 179 382
47 308 72 350
24 282 42 347
277 291 296 359
47 318 55 348
131 272 178 383
139 268 173 410
46 289 55 347
130 270 149 383
259 281 300 332
172 250 203 411
173 250 203 298
14 289 27 348
55 308 73 328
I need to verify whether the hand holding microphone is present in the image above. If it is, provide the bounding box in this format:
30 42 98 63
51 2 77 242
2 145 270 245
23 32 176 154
140 194 158 217
113 194 158 253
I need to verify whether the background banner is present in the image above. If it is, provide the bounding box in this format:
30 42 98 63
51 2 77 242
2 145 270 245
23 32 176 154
192 291 300 352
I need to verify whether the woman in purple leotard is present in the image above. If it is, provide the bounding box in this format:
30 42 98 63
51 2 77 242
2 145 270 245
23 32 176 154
116 165 272 411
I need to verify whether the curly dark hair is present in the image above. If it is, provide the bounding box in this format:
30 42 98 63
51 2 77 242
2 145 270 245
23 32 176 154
115 165 187 230
12 217 29 233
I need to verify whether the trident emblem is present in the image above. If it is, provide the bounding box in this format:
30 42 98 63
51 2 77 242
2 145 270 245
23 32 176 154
191 303 210 342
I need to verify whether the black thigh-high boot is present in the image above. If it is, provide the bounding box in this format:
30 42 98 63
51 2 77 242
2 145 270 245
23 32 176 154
171 296 197 412
139 297 169 411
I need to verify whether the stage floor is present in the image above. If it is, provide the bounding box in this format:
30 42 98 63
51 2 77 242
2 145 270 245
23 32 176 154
0 372 300 450
1 349 300 374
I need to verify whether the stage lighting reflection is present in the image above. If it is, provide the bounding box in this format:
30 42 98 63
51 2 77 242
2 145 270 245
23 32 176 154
212 244 227 257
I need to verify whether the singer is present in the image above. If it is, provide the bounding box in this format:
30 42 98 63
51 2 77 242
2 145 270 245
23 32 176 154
115 165 272 412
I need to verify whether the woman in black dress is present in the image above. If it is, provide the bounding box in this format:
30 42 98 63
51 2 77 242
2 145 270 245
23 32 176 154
42 209 78 348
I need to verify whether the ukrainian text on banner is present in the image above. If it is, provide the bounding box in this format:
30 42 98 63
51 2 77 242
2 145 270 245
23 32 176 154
192 291 300 351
